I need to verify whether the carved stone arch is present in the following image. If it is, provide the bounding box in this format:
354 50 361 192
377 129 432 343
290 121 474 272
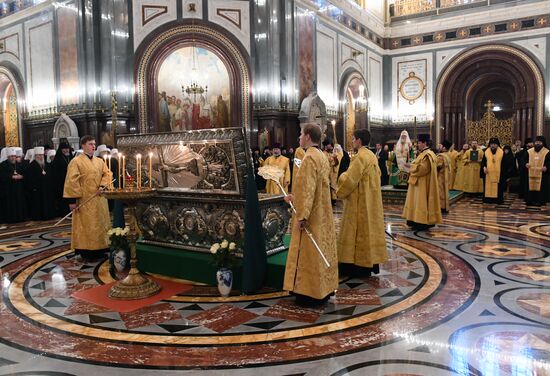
134 20 251 135
338 68 368 150
0 64 25 147
52 113 79 150
435 44 545 145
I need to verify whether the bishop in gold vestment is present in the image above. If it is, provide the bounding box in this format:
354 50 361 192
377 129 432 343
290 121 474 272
452 144 469 191
64 147 112 258
437 140 452 213
263 145 290 195
337 130 387 275
448 146 459 189
291 147 305 193
403 134 442 230
461 141 484 193
284 124 338 303
525 136 549 206
481 138 504 204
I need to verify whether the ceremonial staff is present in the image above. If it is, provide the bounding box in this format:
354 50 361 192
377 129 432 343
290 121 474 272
258 165 331 268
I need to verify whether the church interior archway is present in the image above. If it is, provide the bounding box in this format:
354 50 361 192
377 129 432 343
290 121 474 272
0 71 21 148
339 71 368 151
436 45 544 146
135 22 251 135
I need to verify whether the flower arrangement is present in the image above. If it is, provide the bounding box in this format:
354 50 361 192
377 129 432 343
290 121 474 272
107 226 130 251
210 239 238 269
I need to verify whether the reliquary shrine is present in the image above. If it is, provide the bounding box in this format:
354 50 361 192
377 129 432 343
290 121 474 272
116 128 290 285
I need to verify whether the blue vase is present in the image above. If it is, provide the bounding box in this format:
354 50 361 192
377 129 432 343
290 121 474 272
216 268 233 297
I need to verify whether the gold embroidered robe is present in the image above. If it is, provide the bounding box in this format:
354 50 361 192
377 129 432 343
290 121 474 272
437 152 451 211
461 149 484 193
291 147 305 193
64 154 112 251
528 147 549 191
264 155 290 195
283 147 338 299
336 147 387 267
402 149 442 225
483 147 503 198
448 149 459 189
453 150 466 191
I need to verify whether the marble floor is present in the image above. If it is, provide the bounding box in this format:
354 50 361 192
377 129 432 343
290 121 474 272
0 194 549 375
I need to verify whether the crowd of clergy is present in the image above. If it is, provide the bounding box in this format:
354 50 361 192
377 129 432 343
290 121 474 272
0 141 120 225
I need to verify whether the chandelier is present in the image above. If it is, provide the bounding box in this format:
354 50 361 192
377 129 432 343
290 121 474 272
181 14 207 103
355 85 368 113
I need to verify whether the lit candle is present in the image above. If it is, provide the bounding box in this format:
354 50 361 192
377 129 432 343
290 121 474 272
136 154 141 189
118 154 122 189
122 155 125 189
107 155 112 188
149 152 153 188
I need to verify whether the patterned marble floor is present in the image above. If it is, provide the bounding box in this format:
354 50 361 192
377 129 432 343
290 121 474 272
0 195 549 375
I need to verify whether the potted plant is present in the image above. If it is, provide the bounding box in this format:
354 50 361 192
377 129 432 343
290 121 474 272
210 239 238 297
107 226 130 274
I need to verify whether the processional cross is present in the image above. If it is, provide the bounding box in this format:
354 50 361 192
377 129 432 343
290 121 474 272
484 100 494 113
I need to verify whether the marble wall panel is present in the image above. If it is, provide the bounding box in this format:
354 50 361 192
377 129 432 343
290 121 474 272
57 6 79 105
511 37 546 69
368 52 383 117
338 33 367 77
316 25 337 110
391 52 433 122
297 8 314 103
436 48 464 78
133 0 177 51
0 24 24 80
182 0 203 19
207 0 250 53
25 14 56 109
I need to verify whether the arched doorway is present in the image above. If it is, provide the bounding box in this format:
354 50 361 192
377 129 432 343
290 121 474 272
436 44 544 146
0 67 24 148
134 21 251 134
339 70 368 151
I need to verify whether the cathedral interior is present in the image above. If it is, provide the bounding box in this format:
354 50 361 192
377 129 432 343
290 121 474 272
1 0 550 375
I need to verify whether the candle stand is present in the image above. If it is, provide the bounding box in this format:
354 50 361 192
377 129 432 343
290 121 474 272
102 187 161 299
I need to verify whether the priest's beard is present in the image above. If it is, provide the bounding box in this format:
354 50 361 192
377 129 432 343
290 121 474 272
534 145 543 152
37 160 45 169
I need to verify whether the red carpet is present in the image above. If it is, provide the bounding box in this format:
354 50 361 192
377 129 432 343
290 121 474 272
71 277 193 313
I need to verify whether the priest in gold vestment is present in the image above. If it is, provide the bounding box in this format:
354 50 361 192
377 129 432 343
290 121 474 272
64 136 112 260
403 134 442 230
283 123 338 306
525 136 549 206
337 129 387 277
452 144 469 191
263 143 290 195
461 141 484 193
448 144 459 189
290 146 305 193
481 138 505 204
437 140 452 213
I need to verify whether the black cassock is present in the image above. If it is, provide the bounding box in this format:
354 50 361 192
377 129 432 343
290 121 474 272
0 160 28 223
51 151 73 216
516 148 529 198
25 161 56 220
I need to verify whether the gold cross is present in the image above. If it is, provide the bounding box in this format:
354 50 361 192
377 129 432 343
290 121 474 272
459 29 467 37
484 100 494 112
392 40 399 47
413 37 421 44
538 17 548 26
484 25 492 33
435 33 443 41
510 21 519 30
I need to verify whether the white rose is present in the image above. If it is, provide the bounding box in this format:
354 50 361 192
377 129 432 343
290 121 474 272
210 243 220 254
229 242 236 251
221 240 229 249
